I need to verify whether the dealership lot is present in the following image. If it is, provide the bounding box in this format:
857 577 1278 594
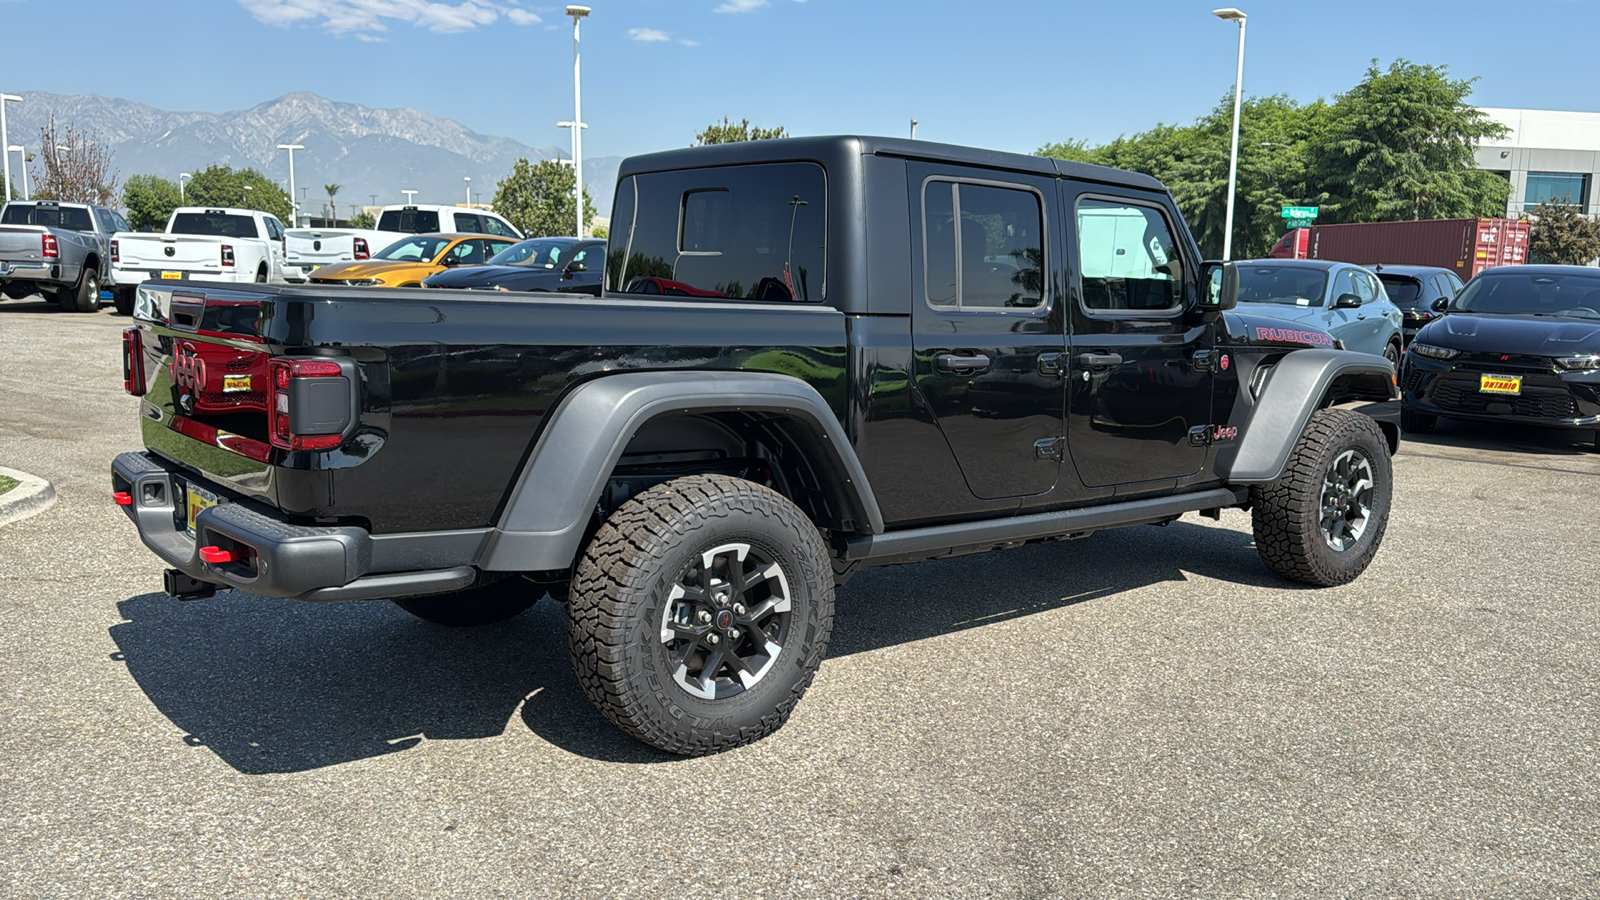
1 300 1597 897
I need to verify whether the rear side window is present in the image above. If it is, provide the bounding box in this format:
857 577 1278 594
1077 198 1183 312
378 209 441 233
1 204 93 231
922 179 1045 310
171 213 258 237
607 162 826 301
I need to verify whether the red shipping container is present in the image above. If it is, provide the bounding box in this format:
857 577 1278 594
1268 218 1530 278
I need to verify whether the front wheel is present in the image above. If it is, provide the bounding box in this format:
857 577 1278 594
1251 409 1392 586
1383 340 1401 370
567 474 834 756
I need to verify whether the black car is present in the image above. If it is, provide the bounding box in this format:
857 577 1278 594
421 237 605 294
1400 265 1600 447
1374 264 1463 346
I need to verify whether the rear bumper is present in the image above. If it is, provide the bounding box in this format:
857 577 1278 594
0 259 74 287
112 265 254 285
113 451 485 601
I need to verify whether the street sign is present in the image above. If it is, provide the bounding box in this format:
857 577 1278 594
1281 206 1318 219
1286 215 1315 230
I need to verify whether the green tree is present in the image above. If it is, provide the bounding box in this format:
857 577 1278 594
348 210 375 230
491 158 595 237
1527 197 1600 265
184 164 292 222
694 117 788 146
122 174 184 231
324 183 342 221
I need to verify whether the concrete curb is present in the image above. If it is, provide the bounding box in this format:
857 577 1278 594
0 466 57 528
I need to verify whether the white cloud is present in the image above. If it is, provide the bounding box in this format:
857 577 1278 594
627 27 670 42
714 0 767 12
679 38 700 46
238 0 539 36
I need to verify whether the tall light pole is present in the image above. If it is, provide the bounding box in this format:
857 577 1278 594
567 5 590 238
910 118 918 140
1214 7 1247 261
1 94 20 202
7 146 26 200
242 183 253 209
277 143 304 226
463 175 472 207
402 189 418 205
179 172 191 203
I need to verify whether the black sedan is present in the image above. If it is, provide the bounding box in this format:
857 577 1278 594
421 237 605 295
1374 264 1463 345
1400 265 1600 448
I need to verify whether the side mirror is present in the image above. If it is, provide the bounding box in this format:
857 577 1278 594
1431 297 1450 313
563 262 586 276
440 256 461 268
1197 260 1239 314
1333 292 1362 309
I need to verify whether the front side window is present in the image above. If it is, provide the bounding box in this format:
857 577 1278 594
923 180 1045 310
448 239 488 265
608 162 825 301
481 215 518 238
1355 271 1378 303
1077 198 1182 312
375 236 449 261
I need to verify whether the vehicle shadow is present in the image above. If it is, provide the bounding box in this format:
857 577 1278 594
1401 418 1598 459
110 519 1278 773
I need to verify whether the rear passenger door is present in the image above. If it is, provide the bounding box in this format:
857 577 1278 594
907 162 1065 501
1063 187 1212 489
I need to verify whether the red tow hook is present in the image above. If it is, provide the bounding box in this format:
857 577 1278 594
113 491 133 506
198 546 242 564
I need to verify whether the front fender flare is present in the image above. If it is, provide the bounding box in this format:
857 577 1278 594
1223 349 1397 484
478 371 882 572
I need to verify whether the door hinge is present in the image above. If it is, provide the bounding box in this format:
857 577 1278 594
1037 352 1064 378
1034 437 1065 462
1188 425 1212 447
1191 350 1216 373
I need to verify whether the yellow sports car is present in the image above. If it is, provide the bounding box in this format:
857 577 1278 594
308 233 518 287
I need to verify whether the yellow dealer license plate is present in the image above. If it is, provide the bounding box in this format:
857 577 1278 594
1480 374 1522 395
222 374 252 393
186 484 219 536
161 271 182 280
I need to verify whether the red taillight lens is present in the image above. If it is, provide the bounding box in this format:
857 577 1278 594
122 327 146 396
221 244 235 267
267 357 349 451
353 237 370 260
42 234 59 258
111 239 120 263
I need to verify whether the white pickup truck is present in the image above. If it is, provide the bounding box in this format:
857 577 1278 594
112 207 289 288
283 204 521 282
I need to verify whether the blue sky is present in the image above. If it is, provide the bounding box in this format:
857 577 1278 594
1 0 1596 161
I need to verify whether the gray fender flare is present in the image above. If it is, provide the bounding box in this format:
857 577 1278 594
478 371 883 572
1223 349 1398 484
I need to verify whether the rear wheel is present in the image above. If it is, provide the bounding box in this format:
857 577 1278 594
1400 405 1437 434
255 266 267 283
568 474 834 756
1383 340 1401 370
112 287 134 316
70 268 100 312
1251 409 1392 586
390 578 538 626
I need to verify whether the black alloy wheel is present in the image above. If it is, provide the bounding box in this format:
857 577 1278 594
1319 448 1375 552
660 542 793 700
1383 341 1401 370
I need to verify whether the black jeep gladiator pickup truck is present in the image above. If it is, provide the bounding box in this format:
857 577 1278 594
114 137 1399 755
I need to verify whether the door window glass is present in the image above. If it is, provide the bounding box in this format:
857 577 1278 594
1356 271 1377 303
1077 198 1182 312
922 180 1044 310
449 239 487 265
453 213 483 233
1331 270 1358 303
481 215 518 238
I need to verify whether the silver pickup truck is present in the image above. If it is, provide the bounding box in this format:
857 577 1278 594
0 200 133 313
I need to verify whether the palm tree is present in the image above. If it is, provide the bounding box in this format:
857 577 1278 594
324 183 342 223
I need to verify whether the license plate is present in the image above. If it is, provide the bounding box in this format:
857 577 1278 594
186 484 219 536
161 271 182 280
222 374 252 393
1480 374 1522 395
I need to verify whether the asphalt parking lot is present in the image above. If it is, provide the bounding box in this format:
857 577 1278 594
1 298 1597 898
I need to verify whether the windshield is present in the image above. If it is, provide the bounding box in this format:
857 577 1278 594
1378 275 1423 306
1235 265 1328 306
374 236 449 262
1 204 93 231
488 239 573 268
377 209 440 233
1452 272 1600 318
172 213 258 237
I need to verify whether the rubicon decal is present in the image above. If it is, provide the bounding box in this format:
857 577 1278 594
1251 326 1334 346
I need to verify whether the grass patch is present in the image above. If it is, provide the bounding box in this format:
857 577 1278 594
0 475 19 497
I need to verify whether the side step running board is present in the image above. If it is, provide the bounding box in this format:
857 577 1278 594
842 487 1248 563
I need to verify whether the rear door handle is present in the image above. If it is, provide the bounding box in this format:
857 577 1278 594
1077 352 1123 368
934 352 991 373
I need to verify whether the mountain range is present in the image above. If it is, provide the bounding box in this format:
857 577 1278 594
2 91 621 219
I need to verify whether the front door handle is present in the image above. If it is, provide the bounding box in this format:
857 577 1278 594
1077 352 1123 369
935 352 991 373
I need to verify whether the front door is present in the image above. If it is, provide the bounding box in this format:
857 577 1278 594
907 162 1066 501
1064 189 1213 489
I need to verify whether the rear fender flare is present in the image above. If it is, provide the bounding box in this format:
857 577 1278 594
478 371 882 572
1224 349 1398 484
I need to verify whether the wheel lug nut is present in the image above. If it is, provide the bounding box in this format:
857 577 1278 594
728 628 741 640
697 610 711 624
732 603 746 616
707 634 720 645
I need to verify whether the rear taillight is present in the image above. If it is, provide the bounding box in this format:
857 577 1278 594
122 327 146 396
353 237 370 260
42 234 59 259
221 244 235 267
111 239 120 263
267 357 353 451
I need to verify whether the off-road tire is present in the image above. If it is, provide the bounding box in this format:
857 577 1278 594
70 268 100 312
1251 409 1392 586
567 474 834 756
112 287 134 316
390 578 538 626
1400 405 1437 434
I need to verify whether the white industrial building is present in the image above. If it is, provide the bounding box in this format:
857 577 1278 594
1475 108 1600 217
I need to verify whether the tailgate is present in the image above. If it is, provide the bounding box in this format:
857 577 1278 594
0 225 47 261
120 235 229 273
285 230 361 268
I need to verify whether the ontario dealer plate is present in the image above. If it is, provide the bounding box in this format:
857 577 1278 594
1480 374 1522 395
161 271 182 280
186 484 219 536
